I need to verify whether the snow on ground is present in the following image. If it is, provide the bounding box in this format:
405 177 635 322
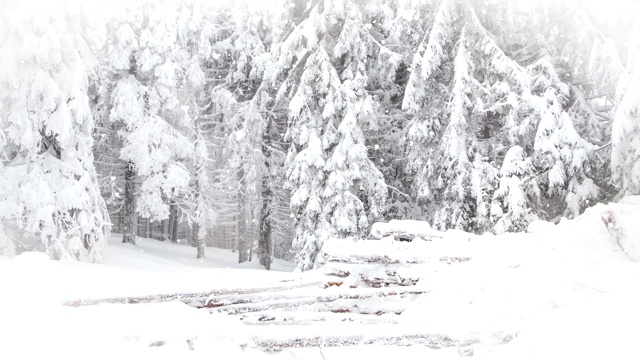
0 238 296 360
398 198 640 359
2 198 640 359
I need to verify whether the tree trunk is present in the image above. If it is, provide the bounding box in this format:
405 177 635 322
168 206 175 241
153 221 161 240
194 223 205 259
170 203 179 243
114 210 121 234
161 219 168 241
233 206 238 253
193 156 206 257
238 190 248 263
248 202 254 262
144 218 150 239
122 161 137 245
222 226 227 250
259 191 272 270
259 118 273 270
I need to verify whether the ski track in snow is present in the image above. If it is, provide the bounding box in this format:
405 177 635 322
2 199 640 359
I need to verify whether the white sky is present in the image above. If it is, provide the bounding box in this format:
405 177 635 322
4 0 635 19
2 0 635 34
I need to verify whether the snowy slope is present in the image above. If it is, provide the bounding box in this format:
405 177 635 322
61 236 295 300
1 198 640 359
398 206 640 358
0 237 296 360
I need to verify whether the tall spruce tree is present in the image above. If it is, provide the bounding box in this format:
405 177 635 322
611 20 640 196
0 0 109 260
276 0 387 270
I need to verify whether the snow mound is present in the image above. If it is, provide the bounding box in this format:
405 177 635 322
14 251 51 264
526 219 556 233
317 236 432 265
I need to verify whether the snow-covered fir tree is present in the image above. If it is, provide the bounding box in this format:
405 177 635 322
365 0 429 222
200 2 285 266
101 0 197 245
1 0 633 264
175 1 214 259
611 20 640 196
528 59 599 219
491 146 536 234
402 0 614 233
0 1 109 260
276 0 387 270
430 26 475 231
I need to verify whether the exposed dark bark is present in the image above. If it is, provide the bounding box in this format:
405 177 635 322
222 226 228 249
168 207 175 241
153 221 162 240
259 194 272 269
234 165 249 263
194 223 205 258
144 218 150 238
259 118 273 270
193 159 205 258
114 211 122 234
161 219 168 241
122 161 137 245
169 203 178 243
238 195 249 263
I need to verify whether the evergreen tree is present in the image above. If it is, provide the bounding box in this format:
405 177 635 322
402 1 612 232
611 21 640 196
0 1 109 260
402 0 458 219
529 60 599 219
366 0 429 222
101 0 197 245
2 0 632 263
431 26 474 231
491 146 536 234
278 0 387 270
202 2 278 264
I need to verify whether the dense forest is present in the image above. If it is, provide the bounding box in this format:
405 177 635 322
0 0 638 270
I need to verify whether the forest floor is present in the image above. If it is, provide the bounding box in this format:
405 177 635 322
2 198 640 359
